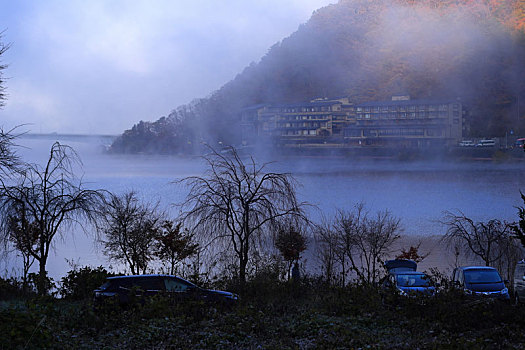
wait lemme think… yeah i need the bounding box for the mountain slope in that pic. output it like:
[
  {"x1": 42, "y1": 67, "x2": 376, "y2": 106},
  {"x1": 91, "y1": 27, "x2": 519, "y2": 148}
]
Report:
[{"x1": 111, "y1": 0, "x2": 525, "y2": 154}]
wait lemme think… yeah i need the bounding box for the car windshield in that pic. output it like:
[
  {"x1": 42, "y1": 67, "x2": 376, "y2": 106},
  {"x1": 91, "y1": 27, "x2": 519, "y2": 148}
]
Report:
[
  {"x1": 464, "y1": 269, "x2": 502, "y2": 284},
  {"x1": 396, "y1": 274, "x2": 431, "y2": 287}
]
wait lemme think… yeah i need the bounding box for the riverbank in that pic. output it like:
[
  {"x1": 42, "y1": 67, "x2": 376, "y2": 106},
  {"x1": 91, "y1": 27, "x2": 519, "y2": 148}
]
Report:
[{"x1": 272, "y1": 143, "x2": 525, "y2": 162}]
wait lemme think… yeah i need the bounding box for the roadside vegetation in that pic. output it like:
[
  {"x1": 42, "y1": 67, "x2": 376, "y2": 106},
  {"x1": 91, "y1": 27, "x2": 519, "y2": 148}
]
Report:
[{"x1": 2, "y1": 271, "x2": 525, "y2": 349}]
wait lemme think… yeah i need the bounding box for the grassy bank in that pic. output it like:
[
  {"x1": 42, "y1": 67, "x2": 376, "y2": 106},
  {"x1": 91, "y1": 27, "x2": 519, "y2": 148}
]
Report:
[{"x1": 2, "y1": 278, "x2": 525, "y2": 349}]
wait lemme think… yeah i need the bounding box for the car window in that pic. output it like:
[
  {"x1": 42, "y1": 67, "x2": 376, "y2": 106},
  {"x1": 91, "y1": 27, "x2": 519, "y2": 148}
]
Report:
[
  {"x1": 396, "y1": 274, "x2": 431, "y2": 287},
  {"x1": 464, "y1": 269, "x2": 502, "y2": 283},
  {"x1": 105, "y1": 278, "x2": 133, "y2": 291},
  {"x1": 136, "y1": 278, "x2": 164, "y2": 290},
  {"x1": 164, "y1": 278, "x2": 192, "y2": 292}
]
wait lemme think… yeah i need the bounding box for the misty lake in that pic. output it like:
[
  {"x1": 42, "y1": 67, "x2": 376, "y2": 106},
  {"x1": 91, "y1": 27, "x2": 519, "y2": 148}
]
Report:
[{"x1": 2, "y1": 135, "x2": 524, "y2": 280}]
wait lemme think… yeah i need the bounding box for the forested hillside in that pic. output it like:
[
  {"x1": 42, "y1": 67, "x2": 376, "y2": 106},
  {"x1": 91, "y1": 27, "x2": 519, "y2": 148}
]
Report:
[{"x1": 110, "y1": 0, "x2": 525, "y2": 154}]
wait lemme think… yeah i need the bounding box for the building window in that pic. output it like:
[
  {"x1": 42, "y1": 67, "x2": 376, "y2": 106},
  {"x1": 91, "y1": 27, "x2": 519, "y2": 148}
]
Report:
[{"x1": 427, "y1": 129, "x2": 442, "y2": 136}]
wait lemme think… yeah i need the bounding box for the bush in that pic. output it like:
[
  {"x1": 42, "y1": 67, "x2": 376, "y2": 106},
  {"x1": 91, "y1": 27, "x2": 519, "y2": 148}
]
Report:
[
  {"x1": 0, "y1": 276, "x2": 23, "y2": 300},
  {"x1": 60, "y1": 266, "x2": 114, "y2": 300}
]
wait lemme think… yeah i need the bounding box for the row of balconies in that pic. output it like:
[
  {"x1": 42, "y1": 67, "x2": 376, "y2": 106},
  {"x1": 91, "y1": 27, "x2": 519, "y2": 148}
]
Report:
[
  {"x1": 273, "y1": 115, "x2": 332, "y2": 121},
  {"x1": 266, "y1": 106, "x2": 342, "y2": 114},
  {"x1": 356, "y1": 119, "x2": 452, "y2": 126},
  {"x1": 277, "y1": 122, "x2": 327, "y2": 129},
  {"x1": 345, "y1": 128, "x2": 446, "y2": 138},
  {"x1": 356, "y1": 112, "x2": 450, "y2": 120},
  {"x1": 356, "y1": 104, "x2": 454, "y2": 113}
]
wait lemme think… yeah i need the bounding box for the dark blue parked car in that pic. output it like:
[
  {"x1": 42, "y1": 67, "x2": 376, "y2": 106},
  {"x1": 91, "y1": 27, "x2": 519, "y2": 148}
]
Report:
[
  {"x1": 382, "y1": 259, "x2": 437, "y2": 297},
  {"x1": 452, "y1": 266, "x2": 509, "y2": 300},
  {"x1": 93, "y1": 274, "x2": 238, "y2": 305}
]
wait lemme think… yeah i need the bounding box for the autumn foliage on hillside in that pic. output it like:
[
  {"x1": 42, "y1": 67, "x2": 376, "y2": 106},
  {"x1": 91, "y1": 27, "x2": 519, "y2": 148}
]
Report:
[{"x1": 111, "y1": 0, "x2": 525, "y2": 154}]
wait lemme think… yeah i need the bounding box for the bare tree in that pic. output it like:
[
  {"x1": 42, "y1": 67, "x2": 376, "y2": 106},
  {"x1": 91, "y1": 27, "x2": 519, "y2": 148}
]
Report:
[
  {"x1": 315, "y1": 213, "x2": 352, "y2": 286},
  {"x1": 0, "y1": 31, "x2": 10, "y2": 109},
  {"x1": 155, "y1": 220, "x2": 198, "y2": 275},
  {"x1": 180, "y1": 145, "x2": 306, "y2": 283},
  {"x1": 6, "y1": 208, "x2": 37, "y2": 292},
  {"x1": 334, "y1": 205, "x2": 402, "y2": 286},
  {"x1": 0, "y1": 127, "x2": 21, "y2": 177},
  {"x1": 442, "y1": 211, "x2": 513, "y2": 266},
  {"x1": 100, "y1": 191, "x2": 163, "y2": 275},
  {"x1": 494, "y1": 234, "x2": 524, "y2": 283},
  {"x1": 0, "y1": 142, "x2": 104, "y2": 294},
  {"x1": 314, "y1": 219, "x2": 339, "y2": 285},
  {"x1": 0, "y1": 33, "x2": 22, "y2": 176},
  {"x1": 512, "y1": 191, "x2": 525, "y2": 248}
]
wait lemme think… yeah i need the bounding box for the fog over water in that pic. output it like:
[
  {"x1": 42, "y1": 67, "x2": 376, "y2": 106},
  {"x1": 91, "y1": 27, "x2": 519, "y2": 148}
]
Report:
[{"x1": 2, "y1": 135, "x2": 524, "y2": 279}]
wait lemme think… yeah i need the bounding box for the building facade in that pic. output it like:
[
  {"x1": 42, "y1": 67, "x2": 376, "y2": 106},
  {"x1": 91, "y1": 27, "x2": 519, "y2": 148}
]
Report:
[
  {"x1": 344, "y1": 96, "x2": 466, "y2": 147},
  {"x1": 241, "y1": 97, "x2": 355, "y2": 145},
  {"x1": 242, "y1": 95, "x2": 467, "y2": 148}
]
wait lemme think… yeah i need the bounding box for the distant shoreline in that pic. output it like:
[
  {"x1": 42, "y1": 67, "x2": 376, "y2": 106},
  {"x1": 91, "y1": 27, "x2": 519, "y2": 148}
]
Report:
[{"x1": 20, "y1": 133, "x2": 118, "y2": 139}]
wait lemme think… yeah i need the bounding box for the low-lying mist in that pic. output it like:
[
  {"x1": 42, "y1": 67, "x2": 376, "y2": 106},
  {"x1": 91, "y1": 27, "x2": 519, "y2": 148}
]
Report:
[{"x1": 3, "y1": 134, "x2": 523, "y2": 280}]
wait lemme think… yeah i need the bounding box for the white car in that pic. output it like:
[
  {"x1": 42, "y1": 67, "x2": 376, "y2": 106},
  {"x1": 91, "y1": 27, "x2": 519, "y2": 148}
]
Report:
[
  {"x1": 476, "y1": 139, "x2": 496, "y2": 147},
  {"x1": 458, "y1": 140, "x2": 475, "y2": 147}
]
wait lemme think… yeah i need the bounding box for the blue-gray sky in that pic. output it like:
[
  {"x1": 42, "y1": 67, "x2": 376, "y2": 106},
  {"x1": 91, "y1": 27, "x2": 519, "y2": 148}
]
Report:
[{"x1": 0, "y1": 0, "x2": 334, "y2": 135}]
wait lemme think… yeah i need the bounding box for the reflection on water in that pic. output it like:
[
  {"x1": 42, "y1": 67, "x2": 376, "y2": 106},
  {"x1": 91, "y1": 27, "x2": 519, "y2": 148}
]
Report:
[{"x1": 2, "y1": 135, "x2": 524, "y2": 279}]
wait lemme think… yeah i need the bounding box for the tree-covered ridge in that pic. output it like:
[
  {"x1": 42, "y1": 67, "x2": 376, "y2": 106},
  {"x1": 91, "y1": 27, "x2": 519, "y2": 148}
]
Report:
[{"x1": 110, "y1": 0, "x2": 525, "y2": 154}]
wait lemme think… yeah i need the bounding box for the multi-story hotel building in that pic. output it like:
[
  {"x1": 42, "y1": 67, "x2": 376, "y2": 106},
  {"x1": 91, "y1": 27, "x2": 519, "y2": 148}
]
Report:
[
  {"x1": 242, "y1": 95, "x2": 467, "y2": 148},
  {"x1": 241, "y1": 97, "x2": 355, "y2": 145},
  {"x1": 344, "y1": 95, "x2": 466, "y2": 147}
]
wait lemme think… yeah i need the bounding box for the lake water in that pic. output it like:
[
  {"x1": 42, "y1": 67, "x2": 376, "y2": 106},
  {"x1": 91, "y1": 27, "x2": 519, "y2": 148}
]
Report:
[{"x1": 2, "y1": 135, "x2": 524, "y2": 280}]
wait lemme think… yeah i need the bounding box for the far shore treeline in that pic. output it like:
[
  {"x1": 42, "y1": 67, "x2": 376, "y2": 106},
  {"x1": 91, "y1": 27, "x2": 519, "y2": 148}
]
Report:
[{"x1": 110, "y1": 0, "x2": 525, "y2": 155}]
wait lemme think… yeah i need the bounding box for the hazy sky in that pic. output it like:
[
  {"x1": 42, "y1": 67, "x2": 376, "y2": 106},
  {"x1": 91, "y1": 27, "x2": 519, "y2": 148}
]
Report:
[{"x1": 0, "y1": 0, "x2": 334, "y2": 135}]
